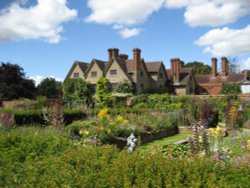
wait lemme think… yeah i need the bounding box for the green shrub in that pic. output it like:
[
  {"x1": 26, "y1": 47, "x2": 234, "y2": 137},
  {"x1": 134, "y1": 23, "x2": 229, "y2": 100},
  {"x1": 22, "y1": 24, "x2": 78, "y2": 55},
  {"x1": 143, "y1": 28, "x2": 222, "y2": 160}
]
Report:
[
  {"x1": 0, "y1": 127, "x2": 70, "y2": 163},
  {"x1": 63, "y1": 109, "x2": 87, "y2": 125},
  {"x1": 1, "y1": 144, "x2": 249, "y2": 187}
]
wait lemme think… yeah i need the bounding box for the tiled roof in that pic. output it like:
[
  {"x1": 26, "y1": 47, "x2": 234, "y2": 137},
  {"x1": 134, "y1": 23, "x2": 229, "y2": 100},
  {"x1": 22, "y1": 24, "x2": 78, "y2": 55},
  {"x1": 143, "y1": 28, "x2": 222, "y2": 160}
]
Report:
[
  {"x1": 76, "y1": 61, "x2": 89, "y2": 73},
  {"x1": 145, "y1": 62, "x2": 162, "y2": 72},
  {"x1": 165, "y1": 67, "x2": 193, "y2": 86},
  {"x1": 114, "y1": 58, "x2": 128, "y2": 73},
  {"x1": 195, "y1": 73, "x2": 246, "y2": 85},
  {"x1": 125, "y1": 59, "x2": 134, "y2": 73},
  {"x1": 94, "y1": 59, "x2": 107, "y2": 71}
]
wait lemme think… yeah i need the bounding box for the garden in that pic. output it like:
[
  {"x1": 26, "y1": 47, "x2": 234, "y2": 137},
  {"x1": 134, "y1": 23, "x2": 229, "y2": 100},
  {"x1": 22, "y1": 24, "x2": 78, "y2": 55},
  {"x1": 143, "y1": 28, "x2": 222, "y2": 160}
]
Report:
[{"x1": 1, "y1": 90, "x2": 250, "y2": 187}]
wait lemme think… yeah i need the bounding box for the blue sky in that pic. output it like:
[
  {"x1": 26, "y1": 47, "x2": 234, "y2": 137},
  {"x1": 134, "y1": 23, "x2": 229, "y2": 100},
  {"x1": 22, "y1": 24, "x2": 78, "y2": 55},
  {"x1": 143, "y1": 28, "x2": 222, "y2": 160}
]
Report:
[{"x1": 0, "y1": 0, "x2": 250, "y2": 84}]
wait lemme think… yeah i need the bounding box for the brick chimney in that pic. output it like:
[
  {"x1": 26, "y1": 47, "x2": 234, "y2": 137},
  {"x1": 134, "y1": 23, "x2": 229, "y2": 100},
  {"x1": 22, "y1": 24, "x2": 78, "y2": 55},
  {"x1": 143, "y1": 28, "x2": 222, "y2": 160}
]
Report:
[
  {"x1": 221, "y1": 57, "x2": 229, "y2": 77},
  {"x1": 171, "y1": 58, "x2": 181, "y2": 84},
  {"x1": 108, "y1": 48, "x2": 112, "y2": 61},
  {"x1": 212, "y1": 57, "x2": 217, "y2": 77},
  {"x1": 133, "y1": 48, "x2": 141, "y2": 71},
  {"x1": 111, "y1": 48, "x2": 119, "y2": 59},
  {"x1": 119, "y1": 54, "x2": 129, "y2": 60}
]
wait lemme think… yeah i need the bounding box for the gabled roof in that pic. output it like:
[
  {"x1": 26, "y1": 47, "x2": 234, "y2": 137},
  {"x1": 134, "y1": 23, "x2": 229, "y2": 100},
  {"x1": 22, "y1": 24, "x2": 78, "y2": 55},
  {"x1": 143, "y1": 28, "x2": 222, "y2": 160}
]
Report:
[
  {"x1": 165, "y1": 67, "x2": 193, "y2": 86},
  {"x1": 105, "y1": 58, "x2": 133, "y2": 82},
  {"x1": 64, "y1": 61, "x2": 89, "y2": 81},
  {"x1": 125, "y1": 59, "x2": 134, "y2": 73},
  {"x1": 146, "y1": 62, "x2": 162, "y2": 73},
  {"x1": 85, "y1": 59, "x2": 107, "y2": 76}
]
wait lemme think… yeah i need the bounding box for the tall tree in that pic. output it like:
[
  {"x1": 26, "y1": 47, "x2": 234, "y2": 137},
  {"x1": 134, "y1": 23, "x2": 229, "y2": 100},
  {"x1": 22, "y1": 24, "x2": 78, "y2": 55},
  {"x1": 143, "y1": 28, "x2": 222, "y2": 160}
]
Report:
[
  {"x1": 0, "y1": 62, "x2": 35, "y2": 103},
  {"x1": 36, "y1": 77, "x2": 62, "y2": 98},
  {"x1": 228, "y1": 57, "x2": 240, "y2": 73},
  {"x1": 184, "y1": 61, "x2": 212, "y2": 75},
  {"x1": 95, "y1": 76, "x2": 111, "y2": 107},
  {"x1": 62, "y1": 78, "x2": 92, "y2": 108}
]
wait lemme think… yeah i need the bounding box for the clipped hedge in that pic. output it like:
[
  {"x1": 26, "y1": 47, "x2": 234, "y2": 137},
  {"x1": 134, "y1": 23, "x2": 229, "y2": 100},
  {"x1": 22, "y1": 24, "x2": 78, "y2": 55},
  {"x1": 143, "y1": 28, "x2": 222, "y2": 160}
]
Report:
[{"x1": 2, "y1": 109, "x2": 87, "y2": 126}]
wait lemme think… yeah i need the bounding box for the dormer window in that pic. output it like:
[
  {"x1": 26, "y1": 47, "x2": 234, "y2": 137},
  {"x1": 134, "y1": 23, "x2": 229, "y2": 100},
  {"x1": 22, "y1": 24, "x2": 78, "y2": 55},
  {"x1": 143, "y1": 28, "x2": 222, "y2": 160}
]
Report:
[
  {"x1": 73, "y1": 72, "x2": 79, "y2": 78},
  {"x1": 91, "y1": 71, "x2": 97, "y2": 78},
  {"x1": 110, "y1": 69, "x2": 117, "y2": 76}
]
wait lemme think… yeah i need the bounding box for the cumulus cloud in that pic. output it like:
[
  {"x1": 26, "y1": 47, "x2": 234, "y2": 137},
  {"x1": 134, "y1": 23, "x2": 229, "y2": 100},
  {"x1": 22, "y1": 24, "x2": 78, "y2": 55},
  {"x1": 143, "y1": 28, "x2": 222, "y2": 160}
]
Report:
[
  {"x1": 0, "y1": 0, "x2": 77, "y2": 43},
  {"x1": 195, "y1": 25, "x2": 250, "y2": 56},
  {"x1": 29, "y1": 75, "x2": 63, "y2": 86},
  {"x1": 165, "y1": 0, "x2": 250, "y2": 27},
  {"x1": 118, "y1": 28, "x2": 141, "y2": 39},
  {"x1": 86, "y1": 0, "x2": 164, "y2": 38}
]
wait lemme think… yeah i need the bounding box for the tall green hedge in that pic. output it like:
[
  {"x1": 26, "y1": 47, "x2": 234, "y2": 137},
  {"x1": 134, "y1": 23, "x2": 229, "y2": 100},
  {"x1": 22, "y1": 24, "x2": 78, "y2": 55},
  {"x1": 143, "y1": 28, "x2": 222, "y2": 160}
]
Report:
[{"x1": 2, "y1": 109, "x2": 87, "y2": 126}]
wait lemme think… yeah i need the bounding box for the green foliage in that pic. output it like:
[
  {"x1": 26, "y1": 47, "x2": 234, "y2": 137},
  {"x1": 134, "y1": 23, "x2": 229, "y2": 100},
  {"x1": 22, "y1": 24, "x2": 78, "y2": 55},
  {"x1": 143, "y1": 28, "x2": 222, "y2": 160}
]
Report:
[
  {"x1": 95, "y1": 76, "x2": 111, "y2": 107},
  {"x1": 36, "y1": 77, "x2": 62, "y2": 98},
  {"x1": 113, "y1": 80, "x2": 135, "y2": 94},
  {"x1": 220, "y1": 83, "x2": 241, "y2": 94},
  {"x1": 1, "y1": 136, "x2": 249, "y2": 187},
  {"x1": 0, "y1": 62, "x2": 35, "y2": 103},
  {"x1": 185, "y1": 61, "x2": 212, "y2": 75},
  {"x1": 63, "y1": 78, "x2": 92, "y2": 108},
  {"x1": 2, "y1": 109, "x2": 86, "y2": 126},
  {"x1": 0, "y1": 127, "x2": 70, "y2": 163}
]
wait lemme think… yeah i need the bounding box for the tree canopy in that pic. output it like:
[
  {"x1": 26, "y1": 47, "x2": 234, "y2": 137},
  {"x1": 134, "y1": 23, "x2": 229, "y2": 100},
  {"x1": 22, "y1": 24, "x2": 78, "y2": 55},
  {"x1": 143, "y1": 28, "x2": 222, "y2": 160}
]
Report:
[
  {"x1": 95, "y1": 76, "x2": 111, "y2": 107},
  {"x1": 0, "y1": 62, "x2": 35, "y2": 103},
  {"x1": 62, "y1": 78, "x2": 92, "y2": 108},
  {"x1": 220, "y1": 83, "x2": 241, "y2": 94},
  {"x1": 36, "y1": 77, "x2": 62, "y2": 98},
  {"x1": 184, "y1": 61, "x2": 212, "y2": 75}
]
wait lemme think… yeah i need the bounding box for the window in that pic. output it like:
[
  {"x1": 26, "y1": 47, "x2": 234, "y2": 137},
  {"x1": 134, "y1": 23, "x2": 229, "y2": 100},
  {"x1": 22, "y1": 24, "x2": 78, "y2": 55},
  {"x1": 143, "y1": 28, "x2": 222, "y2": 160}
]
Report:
[
  {"x1": 73, "y1": 72, "x2": 79, "y2": 78},
  {"x1": 110, "y1": 69, "x2": 117, "y2": 76},
  {"x1": 91, "y1": 71, "x2": 97, "y2": 77}
]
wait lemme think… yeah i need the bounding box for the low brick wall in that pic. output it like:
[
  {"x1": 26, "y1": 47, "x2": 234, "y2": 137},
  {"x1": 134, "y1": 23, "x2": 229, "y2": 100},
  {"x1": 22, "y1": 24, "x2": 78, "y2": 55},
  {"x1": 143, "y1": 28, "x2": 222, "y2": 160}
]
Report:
[{"x1": 109, "y1": 125, "x2": 179, "y2": 149}]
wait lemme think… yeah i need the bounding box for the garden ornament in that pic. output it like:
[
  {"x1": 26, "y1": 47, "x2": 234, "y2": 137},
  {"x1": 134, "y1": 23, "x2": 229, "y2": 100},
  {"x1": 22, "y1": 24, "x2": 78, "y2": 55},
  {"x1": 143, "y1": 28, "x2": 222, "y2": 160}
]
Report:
[{"x1": 127, "y1": 133, "x2": 137, "y2": 153}]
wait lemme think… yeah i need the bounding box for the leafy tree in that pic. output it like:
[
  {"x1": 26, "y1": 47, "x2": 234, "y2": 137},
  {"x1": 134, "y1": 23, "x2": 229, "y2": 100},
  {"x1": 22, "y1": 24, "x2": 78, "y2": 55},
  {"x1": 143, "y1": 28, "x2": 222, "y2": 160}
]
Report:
[
  {"x1": 220, "y1": 83, "x2": 241, "y2": 94},
  {"x1": 36, "y1": 77, "x2": 62, "y2": 98},
  {"x1": 184, "y1": 61, "x2": 212, "y2": 75},
  {"x1": 228, "y1": 57, "x2": 240, "y2": 73},
  {"x1": 62, "y1": 78, "x2": 92, "y2": 108},
  {"x1": 95, "y1": 76, "x2": 111, "y2": 107},
  {"x1": 113, "y1": 80, "x2": 135, "y2": 94},
  {"x1": 0, "y1": 62, "x2": 35, "y2": 103}
]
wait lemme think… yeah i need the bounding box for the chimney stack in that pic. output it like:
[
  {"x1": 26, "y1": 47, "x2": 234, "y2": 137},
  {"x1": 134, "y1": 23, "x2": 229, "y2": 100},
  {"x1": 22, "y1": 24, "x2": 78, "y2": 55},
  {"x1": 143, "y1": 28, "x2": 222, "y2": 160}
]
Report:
[
  {"x1": 171, "y1": 58, "x2": 181, "y2": 84},
  {"x1": 212, "y1": 57, "x2": 217, "y2": 77},
  {"x1": 133, "y1": 48, "x2": 141, "y2": 71},
  {"x1": 108, "y1": 48, "x2": 112, "y2": 62},
  {"x1": 119, "y1": 54, "x2": 129, "y2": 60},
  {"x1": 108, "y1": 48, "x2": 119, "y2": 61},
  {"x1": 221, "y1": 57, "x2": 229, "y2": 77}
]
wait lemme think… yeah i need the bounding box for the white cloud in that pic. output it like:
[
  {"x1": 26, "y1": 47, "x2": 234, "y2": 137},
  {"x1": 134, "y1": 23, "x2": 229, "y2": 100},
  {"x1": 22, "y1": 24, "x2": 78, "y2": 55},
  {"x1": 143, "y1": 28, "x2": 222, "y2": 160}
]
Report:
[
  {"x1": 165, "y1": 0, "x2": 250, "y2": 27},
  {"x1": 242, "y1": 58, "x2": 250, "y2": 70},
  {"x1": 195, "y1": 25, "x2": 250, "y2": 56},
  {"x1": 0, "y1": 0, "x2": 77, "y2": 43},
  {"x1": 86, "y1": 0, "x2": 164, "y2": 25},
  {"x1": 86, "y1": 0, "x2": 164, "y2": 38},
  {"x1": 29, "y1": 75, "x2": 63, "y2": 86},
  {"x1": 118, "y1": 28, "x2": 141, "y2": 39}
]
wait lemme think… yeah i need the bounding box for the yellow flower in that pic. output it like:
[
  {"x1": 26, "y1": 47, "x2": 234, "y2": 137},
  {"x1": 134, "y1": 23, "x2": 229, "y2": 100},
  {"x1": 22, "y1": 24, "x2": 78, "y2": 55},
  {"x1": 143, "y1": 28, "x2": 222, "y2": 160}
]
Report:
[
  {"x1": 79, "y1": 130, "x2": 83, "y2": 135},
  {"x1": 116, "y1": 115, "x2": 123, "y2": 122},
  {"x1": 198, "y1": 135, "x2": 203, "y2": 143},
  {"x1": 123, "y1": 120, "x2": 129, "y2": 125},
  {"x1": 98, "y1": 108, "x2": 109, "y2": 119},
  {"x1": 84, "y1": 130, "x2": 89, "y2": 135}
]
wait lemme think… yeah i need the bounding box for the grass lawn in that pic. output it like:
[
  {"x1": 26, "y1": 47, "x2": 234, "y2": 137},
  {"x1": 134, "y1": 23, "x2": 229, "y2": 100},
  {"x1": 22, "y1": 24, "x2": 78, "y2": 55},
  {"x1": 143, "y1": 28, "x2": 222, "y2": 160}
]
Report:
[{"x1": 139, "y1": 133, "x2": 190, "y2": 153}]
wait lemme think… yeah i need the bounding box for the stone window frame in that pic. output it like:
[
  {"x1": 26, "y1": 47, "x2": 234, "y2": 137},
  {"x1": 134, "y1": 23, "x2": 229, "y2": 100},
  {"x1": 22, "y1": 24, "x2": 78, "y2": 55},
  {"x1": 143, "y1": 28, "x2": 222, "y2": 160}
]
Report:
[
  {"x1": 110, "y1": 69, "x2": 117, "y2": 76},
  {"x1": 73, "y1": 72, "x2": 79, "y2": 78},
  {"x1": 91, "y1": 71, "x2": 97, "y2": 78}
]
